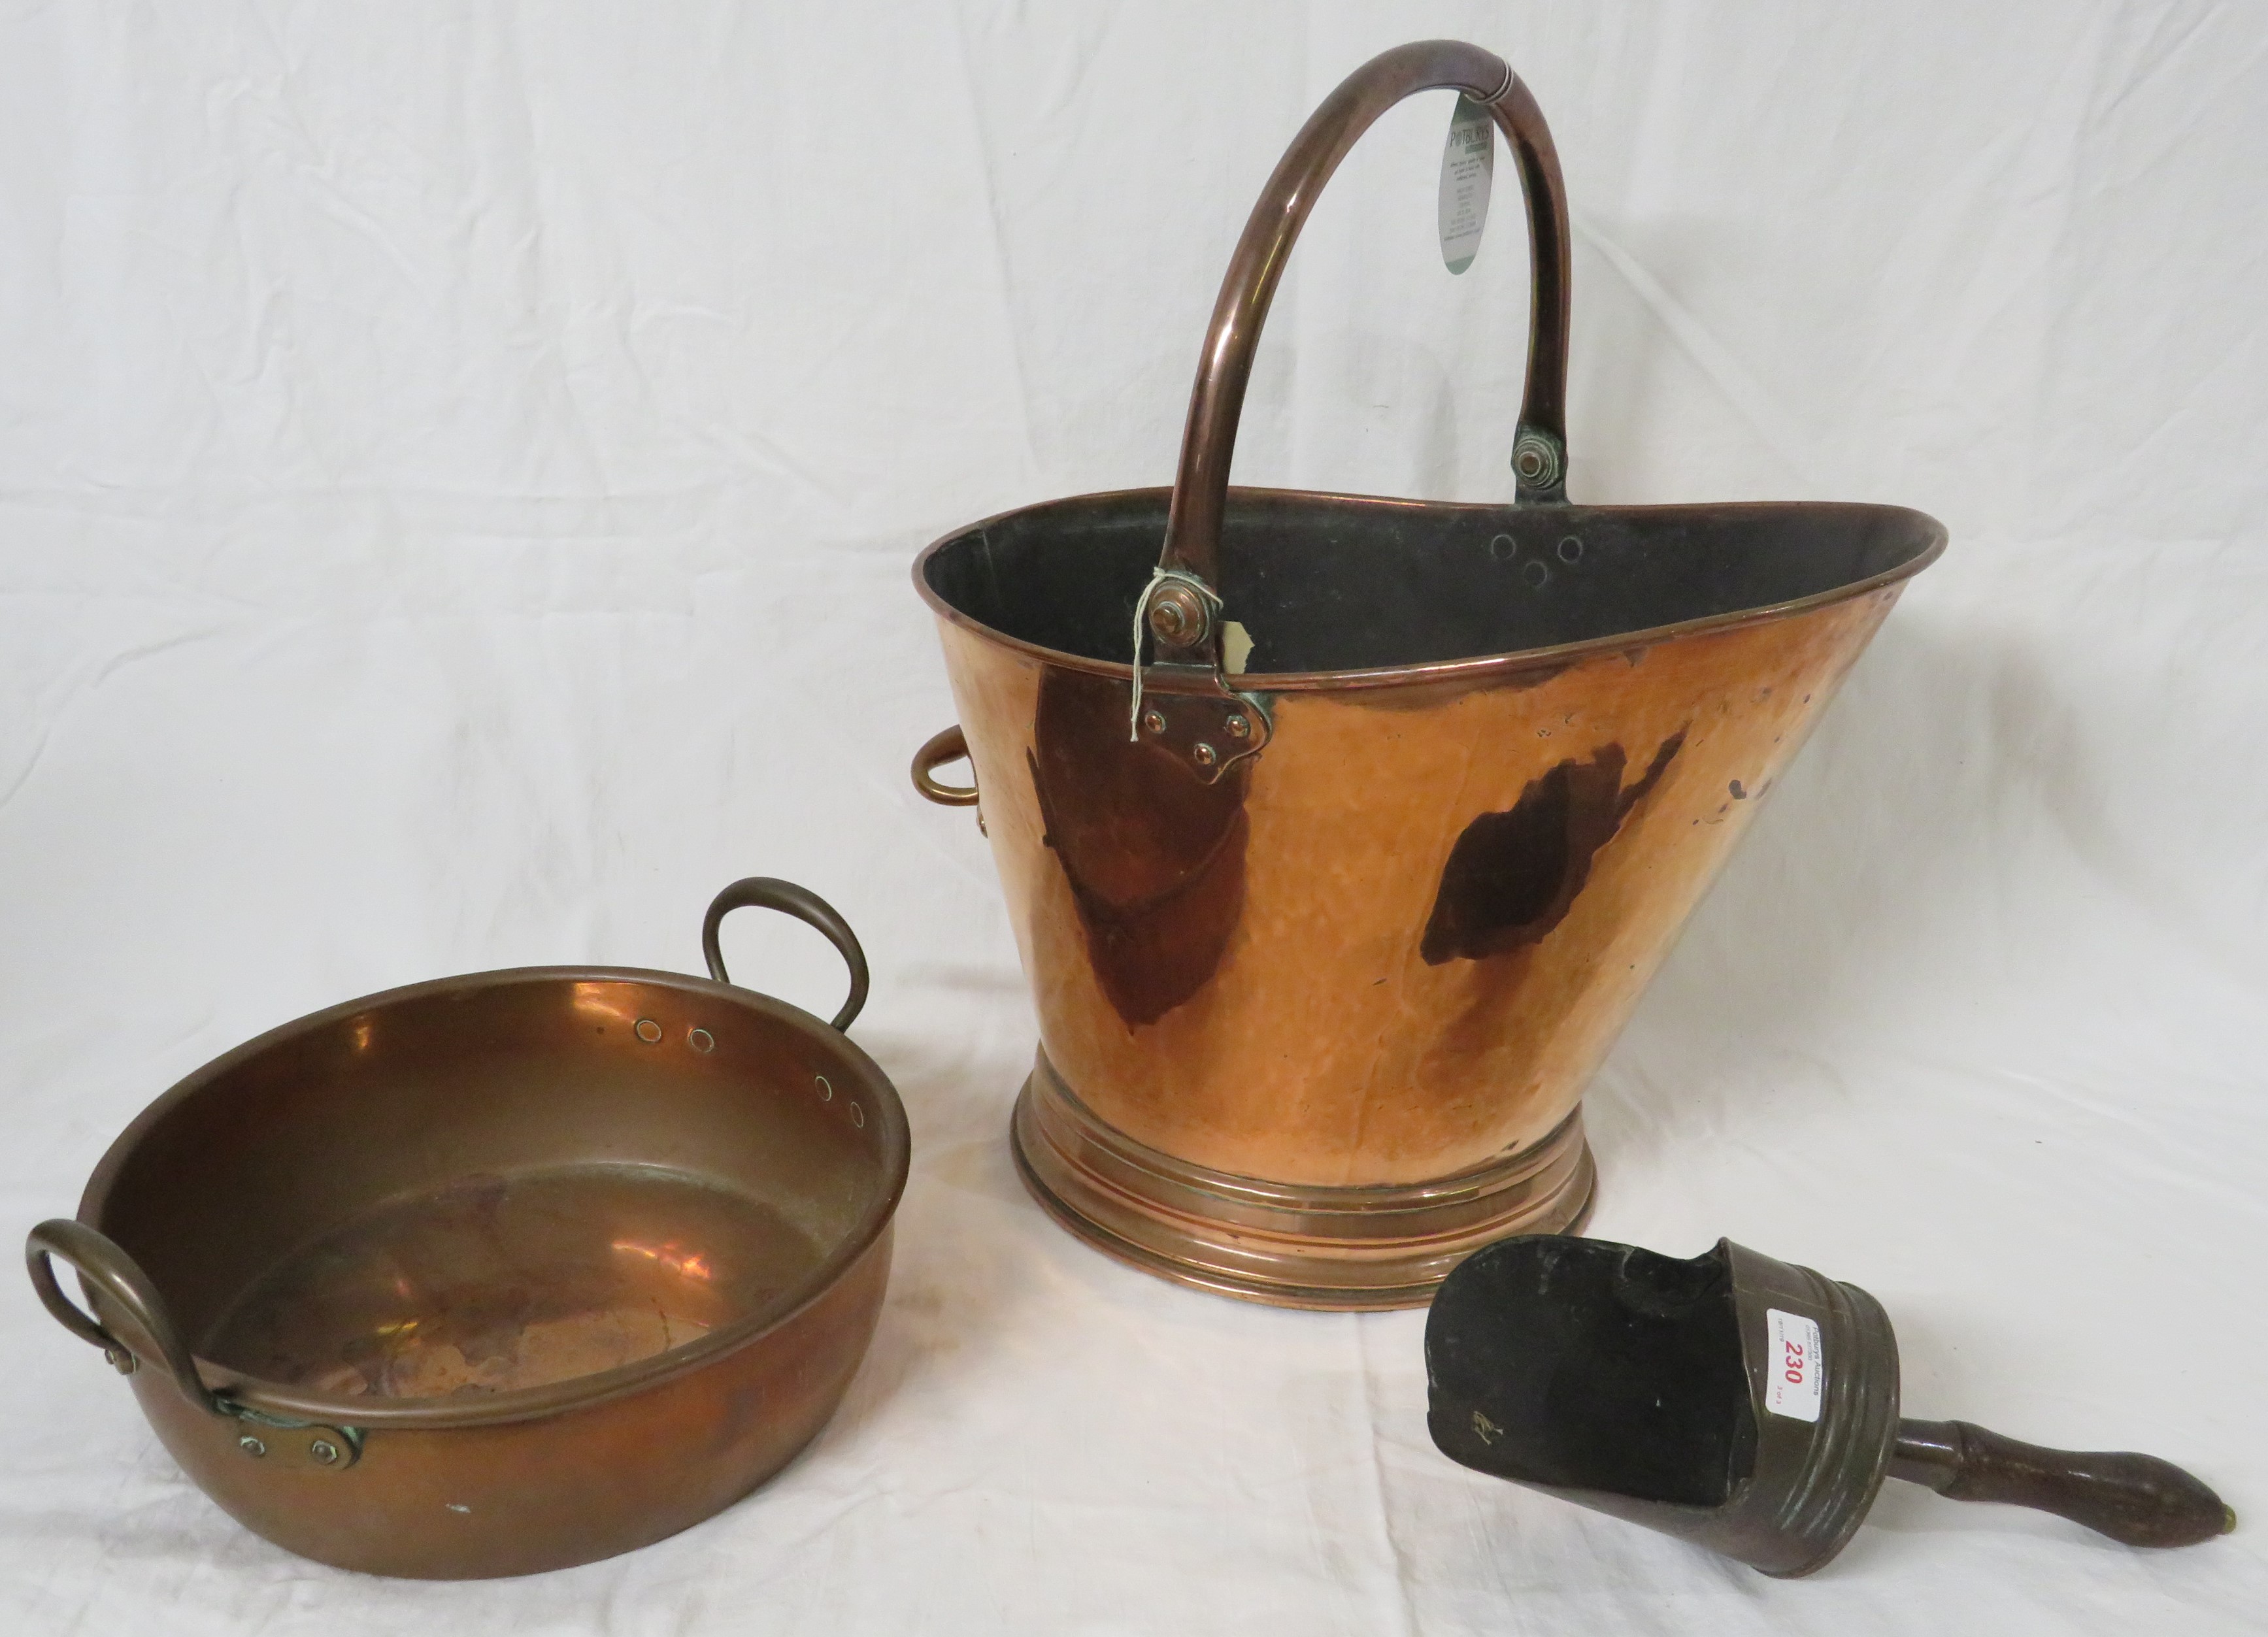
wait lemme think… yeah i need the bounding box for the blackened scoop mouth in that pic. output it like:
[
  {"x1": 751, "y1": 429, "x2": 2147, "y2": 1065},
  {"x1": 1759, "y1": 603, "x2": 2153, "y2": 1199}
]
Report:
[{"x1": 1426, "y1": 1236, "x2": 1756, "y2": 1508}]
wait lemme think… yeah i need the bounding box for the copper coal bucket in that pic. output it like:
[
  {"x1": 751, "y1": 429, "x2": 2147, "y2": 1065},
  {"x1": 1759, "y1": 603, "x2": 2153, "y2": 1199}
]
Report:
[{"x1": 911, "y1": 41, "x2": 1944, "y2": 1310}]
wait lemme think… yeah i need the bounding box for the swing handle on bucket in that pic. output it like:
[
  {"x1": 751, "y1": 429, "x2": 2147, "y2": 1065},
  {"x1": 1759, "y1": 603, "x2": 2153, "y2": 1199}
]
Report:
[{"x1": 1146, "y1": 39, "x2": 1572, "y2": 670}]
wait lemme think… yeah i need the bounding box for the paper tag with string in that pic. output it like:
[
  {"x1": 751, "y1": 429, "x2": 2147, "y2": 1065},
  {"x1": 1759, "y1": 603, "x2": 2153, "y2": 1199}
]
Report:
[{"x1": 1438, "y1": 93, "x2": 1494, "y2": 274}]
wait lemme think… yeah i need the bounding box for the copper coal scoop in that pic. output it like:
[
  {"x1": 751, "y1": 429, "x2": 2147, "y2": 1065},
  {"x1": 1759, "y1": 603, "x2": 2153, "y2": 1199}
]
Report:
[
  {"x1": 1427, "y1": 1235, "x2": 2234, "y2": 1575},
  {"x1": 26, "y1": 878, "x2": 908, "y2": 1579},
  {"x1": 912, "y1": 41, "x2": 1945, "y2": 1308}
]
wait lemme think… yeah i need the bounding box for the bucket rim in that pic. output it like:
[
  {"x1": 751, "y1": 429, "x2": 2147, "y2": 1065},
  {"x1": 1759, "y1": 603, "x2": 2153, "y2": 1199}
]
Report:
[{"x1": 912, "y1": 484, "x2": 1946, "y2": 693}]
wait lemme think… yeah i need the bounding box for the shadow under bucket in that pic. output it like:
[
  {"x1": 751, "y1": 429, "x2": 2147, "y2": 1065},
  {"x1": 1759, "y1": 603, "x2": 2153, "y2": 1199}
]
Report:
[{"x1": 912, "y1": 41, "x2": 1944, "y2": 1308}]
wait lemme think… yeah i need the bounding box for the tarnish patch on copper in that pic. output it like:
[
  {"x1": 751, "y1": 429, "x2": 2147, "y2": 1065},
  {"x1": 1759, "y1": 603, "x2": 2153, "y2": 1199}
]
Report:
[
  {"x1": 1029, "y1": 669, "x2": 1249, "y2": 1025},
  {"x1": 1421, "y1": 729, "x2": 1687, "y2": 964}
]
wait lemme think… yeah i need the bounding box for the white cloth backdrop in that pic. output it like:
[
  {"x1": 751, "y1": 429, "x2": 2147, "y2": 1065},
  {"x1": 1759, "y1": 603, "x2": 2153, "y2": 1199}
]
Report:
[{"x1": 2, "y1": 3, "x2": 2261, "y2": 1631}]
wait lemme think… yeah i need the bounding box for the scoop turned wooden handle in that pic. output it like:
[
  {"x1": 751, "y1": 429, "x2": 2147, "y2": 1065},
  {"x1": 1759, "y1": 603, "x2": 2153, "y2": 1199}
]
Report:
[{"x1": 1888, "y1": 1418, "x2": 2235, "y2": 1548}]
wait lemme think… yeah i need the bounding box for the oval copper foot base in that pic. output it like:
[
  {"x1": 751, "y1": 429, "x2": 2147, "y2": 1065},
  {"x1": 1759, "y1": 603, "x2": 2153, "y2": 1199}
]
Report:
[{"x1": 1009, "y1": 1053, "x2": 1596, "y2": 1310}]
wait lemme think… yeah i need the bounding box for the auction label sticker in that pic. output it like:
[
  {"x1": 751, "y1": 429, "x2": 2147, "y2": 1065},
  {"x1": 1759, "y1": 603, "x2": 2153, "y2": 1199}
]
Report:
[
  {"x1": 1763, "y1": 1309, "x2": 1824, "y2": 1422},
  {"x1": 1438, "y1": 93, "x2": 1494, "y2": 274}
]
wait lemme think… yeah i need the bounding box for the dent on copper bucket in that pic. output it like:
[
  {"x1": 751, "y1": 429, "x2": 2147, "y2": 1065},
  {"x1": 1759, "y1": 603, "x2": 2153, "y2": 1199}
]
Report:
[{"x1": 910, "y1": 41, "x2": 1946, "y2": 1308}]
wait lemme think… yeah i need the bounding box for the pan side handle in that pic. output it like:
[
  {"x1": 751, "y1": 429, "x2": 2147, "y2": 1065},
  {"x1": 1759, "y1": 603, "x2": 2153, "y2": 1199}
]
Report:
[
  {"x1": 27, "y1": 1218, "x2": 213, "y2": 1403},
  {"x1": 702, "y1": 877, "x2": 872, "y2": 1032},
  {"x1": 27, "y1": 1220, "x2": 367, "y2": 1469},
  {"x1": 1152, "y1": 37, "x2": 1572, "y2": 665}
]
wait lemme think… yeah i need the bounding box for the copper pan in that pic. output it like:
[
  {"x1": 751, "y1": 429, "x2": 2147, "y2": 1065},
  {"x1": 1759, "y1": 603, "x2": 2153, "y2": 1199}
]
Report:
[
  {"x1": 27, "y1": 878, "x2": 909, "y2": 1579},
  {"x1": 911, "y1": 41, "x2": 1944, "y2": 1308}
]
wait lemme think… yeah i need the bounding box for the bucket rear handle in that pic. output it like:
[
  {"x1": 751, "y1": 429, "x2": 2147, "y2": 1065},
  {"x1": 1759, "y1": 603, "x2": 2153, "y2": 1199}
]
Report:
[
  {"x1": 910, "y1": 725, "x2": 980, "y2": 808},
  {"x1": 702, "y1": 876, "x2": 871, "y2": 1032},
  {"x1": 1148, "y1": 39, "x2": 1572, "y2": 669}
]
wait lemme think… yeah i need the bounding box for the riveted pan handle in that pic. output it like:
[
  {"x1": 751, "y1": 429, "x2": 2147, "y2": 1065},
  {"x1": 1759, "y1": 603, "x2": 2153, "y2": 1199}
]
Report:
[
  {"x1": 703, "y1": 877, "x2": 871, "y2": 1032},
  {"x1": 910, "y1": 725, "x2": 980, "y2": 807},
  {"x1": 29, "y1": 1220, "x2": 366, "y2": 1468},
  {"x1": 27, "y1": 1219, "x2": 217, "y2": 1409},
  {"x1": 1149, "y1": 39, "x2": 1571, "y2": 669}
]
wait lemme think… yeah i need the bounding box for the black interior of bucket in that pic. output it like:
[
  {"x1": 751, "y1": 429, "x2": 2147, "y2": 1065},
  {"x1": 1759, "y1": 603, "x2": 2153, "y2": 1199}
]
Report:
[
  {"x1": 924, "y1": 489, "x2": 1937, "y2": 673},
  {"x1": 1424, "y1": 1236, "x2": 1756, "y2": 1508}
]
